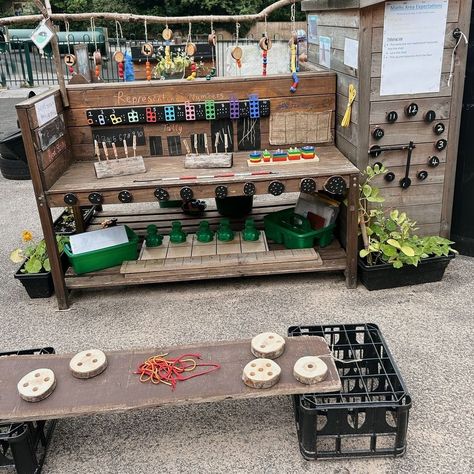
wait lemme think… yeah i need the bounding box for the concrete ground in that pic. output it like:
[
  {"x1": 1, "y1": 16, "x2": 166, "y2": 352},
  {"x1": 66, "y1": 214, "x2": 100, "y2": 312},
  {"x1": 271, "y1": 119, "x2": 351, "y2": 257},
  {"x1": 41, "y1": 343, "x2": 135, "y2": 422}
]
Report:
[{"x1": 0, "y1": 90, "x2": 473, "y2": 474}]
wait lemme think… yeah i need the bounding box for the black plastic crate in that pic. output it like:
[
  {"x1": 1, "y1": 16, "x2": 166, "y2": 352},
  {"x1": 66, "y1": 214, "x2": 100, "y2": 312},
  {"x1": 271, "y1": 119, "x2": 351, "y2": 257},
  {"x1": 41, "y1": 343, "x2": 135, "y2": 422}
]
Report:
[
  {"x1": 288, "y1": 324, "x2": 411, "y2": 460},
  {"x1": 0, "y1": 348, "x2": 56, "y2": 474}
]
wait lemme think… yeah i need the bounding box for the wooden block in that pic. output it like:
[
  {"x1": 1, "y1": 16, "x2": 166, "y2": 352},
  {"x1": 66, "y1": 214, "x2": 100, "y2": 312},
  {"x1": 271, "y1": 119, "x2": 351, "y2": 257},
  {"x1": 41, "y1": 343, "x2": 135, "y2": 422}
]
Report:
[
  {"x1": 240, "y1": 231, "x2": 268, "y2": 253},
  {"x1": 141, "y1": 246, "x2": 168, "y2": 260},
  {"x1": 69, "y1": 349, "x2": 108, "y2": 379},
  {"x1": 293, "y1": 356, "x2": 328, "y2": 385},
  {"x1": 184, "y1": 153, "x2": 233, "y2": 168},
  {"x1": 17, "y1": 369, "x2": 56, "y2": 403},
  {"x1": 167, "y1": 239, "x2": 192, "y2": 258},
  {"x1": 216, "y1": 242, "x2": 241, "y2": 255},
  {"x1": 191, "y1": 236, "x2": 217, "y2": 257},
  {"x1": 94, "y1": 156, "x2": 146, "y2": 179},
  {"x1": 242, "y1": 359, "x2": 281, "y2": 389},
  {"x1": 251, "y1": 332, "x2": 286, "y2": 359}
]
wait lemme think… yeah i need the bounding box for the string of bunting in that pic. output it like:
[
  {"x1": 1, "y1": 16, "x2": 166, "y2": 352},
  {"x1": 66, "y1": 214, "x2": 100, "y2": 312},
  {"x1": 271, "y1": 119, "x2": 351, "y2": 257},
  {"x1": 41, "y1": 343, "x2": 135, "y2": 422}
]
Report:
[{"x1": 134, "y1": 353, "x2": 221, "y2": 390}]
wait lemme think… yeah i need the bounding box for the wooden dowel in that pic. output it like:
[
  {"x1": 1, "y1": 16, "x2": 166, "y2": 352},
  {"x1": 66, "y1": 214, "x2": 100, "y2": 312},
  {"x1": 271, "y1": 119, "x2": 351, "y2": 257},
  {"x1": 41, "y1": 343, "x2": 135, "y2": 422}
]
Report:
[{"x1": 123, "y1": 139, "x2": 128, "y2": 158}]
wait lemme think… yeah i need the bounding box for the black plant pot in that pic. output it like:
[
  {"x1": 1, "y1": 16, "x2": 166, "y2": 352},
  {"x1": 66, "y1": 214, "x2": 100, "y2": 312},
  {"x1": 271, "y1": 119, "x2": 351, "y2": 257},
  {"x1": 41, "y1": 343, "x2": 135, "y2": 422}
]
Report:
[
  {"x1": 14, "y1": 254, "x2": 69, "y2": 299},
  {"x1": 14, "y1": 268, "x2": 54, "y2": 298},
  {"x1": 358, "y1": 253, "x2": 455, "y2": 290}
]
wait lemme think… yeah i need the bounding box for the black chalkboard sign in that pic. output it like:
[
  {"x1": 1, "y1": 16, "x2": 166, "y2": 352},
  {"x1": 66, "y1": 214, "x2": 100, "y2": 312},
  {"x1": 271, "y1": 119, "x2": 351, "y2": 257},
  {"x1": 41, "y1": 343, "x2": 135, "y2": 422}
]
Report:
[
  {"x1": 149, "y1": 136, "x2": 163, "y2": 156},
  {"x1": 91, "y1": 127, "x2": 146, "y2": 146},
  {"x1": 36, "y1": 114, "x2": 65, "y2": 151},
  {"x1": 167, "y1": 136, "x2": 182, "y2": 156},
  {"x1": 237, "y1": 118, "x2": 261, "y2": 151}
]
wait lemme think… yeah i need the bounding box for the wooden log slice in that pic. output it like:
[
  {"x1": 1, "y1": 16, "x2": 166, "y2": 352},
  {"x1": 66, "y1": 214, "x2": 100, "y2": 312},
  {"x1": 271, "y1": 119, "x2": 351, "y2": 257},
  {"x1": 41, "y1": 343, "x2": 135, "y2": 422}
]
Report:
[
  {"x1": 17, "y1": 368, "x2": 56, "y2": 402},
  {"x1": 69, "y1": 349, "x2": 108, "y2": 379},
  {"x1": 242, "y1": 358, "x2": 281, "y2": 389},
  {"x1": 251, "y1": 332, "x2": 285, "y2": 359},
  {"x1": 293, "y1": 356, "x2": 328, "y2": 385},
  {"x1": 231, "y1": 46, "x2": 243, "y2": 60},
  {"x1": 185, "y1": 43, "x2": 197, "y2": 56}
]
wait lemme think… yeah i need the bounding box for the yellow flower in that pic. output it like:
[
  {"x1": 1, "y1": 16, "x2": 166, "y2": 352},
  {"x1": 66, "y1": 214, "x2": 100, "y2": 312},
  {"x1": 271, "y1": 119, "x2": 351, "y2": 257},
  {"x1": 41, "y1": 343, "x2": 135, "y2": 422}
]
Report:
[{"x1": 21, "y1": 230, "x2": 33, "y2": 242}]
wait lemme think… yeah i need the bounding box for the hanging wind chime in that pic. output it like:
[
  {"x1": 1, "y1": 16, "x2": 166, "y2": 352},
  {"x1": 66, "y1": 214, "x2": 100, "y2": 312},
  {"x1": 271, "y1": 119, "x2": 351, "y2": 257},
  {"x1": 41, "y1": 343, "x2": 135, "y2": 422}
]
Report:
[
  {"x1": 113, "y1": 21, "x2": 124, "y2": 80},
  {"x1": 259, "y1": 15, "x2": 272, "y2": 77},
  {"x1": 63, "y1": 20, "x2": 76, "y2": 76},
  {"x1": 207, "y1": 17, "x2": 217, "y2": 80},
  {"x1": 231, "y1": 22, "x2": 243, "y2": 73},
  {"x1": 289, "y1": 2, "x2": 299, "y2": 93},
  {"x1": 142, "y1": 19, "x2": 154, "y2": 81},
  {"x1": 185, "y1": 22, "x2": 197, "y2": 81}
]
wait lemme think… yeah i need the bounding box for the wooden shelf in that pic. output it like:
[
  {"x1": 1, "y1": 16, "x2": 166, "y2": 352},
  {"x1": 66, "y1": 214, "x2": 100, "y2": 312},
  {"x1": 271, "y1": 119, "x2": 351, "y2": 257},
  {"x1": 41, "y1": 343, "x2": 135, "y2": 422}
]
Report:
[
  {"x1": 46, "y1": 146, "x2": 359, "y2": 207},
  {"x1": 64, "y1": 199, "x2": 346, "y2": 290}
]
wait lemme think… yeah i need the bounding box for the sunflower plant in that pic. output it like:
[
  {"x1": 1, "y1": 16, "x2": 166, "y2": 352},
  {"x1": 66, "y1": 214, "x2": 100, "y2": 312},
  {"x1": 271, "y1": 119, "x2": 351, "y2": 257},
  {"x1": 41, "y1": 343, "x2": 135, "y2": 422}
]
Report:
[{"x1": 10, "y1": 232, "x2": 69, "y2": 274}]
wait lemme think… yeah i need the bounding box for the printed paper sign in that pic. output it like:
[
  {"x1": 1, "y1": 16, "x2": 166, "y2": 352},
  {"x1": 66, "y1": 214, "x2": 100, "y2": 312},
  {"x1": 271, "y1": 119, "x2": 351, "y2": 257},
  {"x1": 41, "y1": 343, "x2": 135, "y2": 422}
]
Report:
[
  {"x1": 344, "y1": 38, "x2": 359, "y2": 69},
  {"x1": 319, "y1": 36, "x2": 331, "y2": 69},
  {"x1": 35, "y1": 95, "x2": 57, "y2": 127},
  {"x1": 380, "y1": 0, "x2": 448, "y2": 96},
  {"x1": 308, "y1": 15, "x2": 318, "y2": 44}
]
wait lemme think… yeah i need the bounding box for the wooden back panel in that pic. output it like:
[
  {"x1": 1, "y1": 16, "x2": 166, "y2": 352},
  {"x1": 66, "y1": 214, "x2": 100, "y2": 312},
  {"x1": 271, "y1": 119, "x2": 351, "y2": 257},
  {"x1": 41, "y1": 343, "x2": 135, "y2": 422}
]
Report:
[{"x1": 64, "y1": 73, "x2": 337, "y2": 161}]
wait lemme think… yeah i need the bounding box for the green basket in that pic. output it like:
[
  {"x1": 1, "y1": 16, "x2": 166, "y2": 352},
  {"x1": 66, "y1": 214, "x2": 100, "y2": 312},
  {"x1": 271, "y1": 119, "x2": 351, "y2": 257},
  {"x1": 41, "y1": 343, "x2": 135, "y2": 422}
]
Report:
[
  {"x1": 64, "y1": 226, "x2": 138, "y2": 275},
  {"x1": 264, "y1": 208, "x2": 335, "y2": 249}
]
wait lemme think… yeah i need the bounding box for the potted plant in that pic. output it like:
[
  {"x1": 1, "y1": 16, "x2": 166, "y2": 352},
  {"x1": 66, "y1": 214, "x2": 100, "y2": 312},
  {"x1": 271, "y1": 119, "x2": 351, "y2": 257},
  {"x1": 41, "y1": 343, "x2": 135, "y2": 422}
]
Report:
[
  {"x1": 358, "y1": 165, "x2": 456, "y2": 290},
  {"x1": 10, "y1": 231, "x2": 69, "y2": 298},
  {"x1": 153, "y1": 48, "x2": 192, "y2": 79}
]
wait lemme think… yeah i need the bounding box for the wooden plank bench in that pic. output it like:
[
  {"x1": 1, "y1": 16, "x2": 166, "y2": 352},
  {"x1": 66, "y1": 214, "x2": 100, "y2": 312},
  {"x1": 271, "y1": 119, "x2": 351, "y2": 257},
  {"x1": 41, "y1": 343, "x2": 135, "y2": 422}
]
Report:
[{"x1": 0, "y1": 337, "x2": 340, "y2": 423}]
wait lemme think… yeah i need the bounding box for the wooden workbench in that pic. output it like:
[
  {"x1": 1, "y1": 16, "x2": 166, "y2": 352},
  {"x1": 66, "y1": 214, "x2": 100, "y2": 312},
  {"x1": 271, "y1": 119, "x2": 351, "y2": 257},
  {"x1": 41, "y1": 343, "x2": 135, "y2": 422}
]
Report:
[
  {"x1": 16, "y1": 73, "x2": 359, "y2": 309},
  {"x1": 0, "y1": 336, "x2": 341, "y2": 424}
]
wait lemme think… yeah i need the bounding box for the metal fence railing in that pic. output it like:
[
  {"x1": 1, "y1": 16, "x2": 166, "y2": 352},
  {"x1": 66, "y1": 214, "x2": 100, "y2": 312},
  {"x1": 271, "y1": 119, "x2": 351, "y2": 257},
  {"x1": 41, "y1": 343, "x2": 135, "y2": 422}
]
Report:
[{"x1": 0, "y1": 35, "x2": 291, "y2": 88}]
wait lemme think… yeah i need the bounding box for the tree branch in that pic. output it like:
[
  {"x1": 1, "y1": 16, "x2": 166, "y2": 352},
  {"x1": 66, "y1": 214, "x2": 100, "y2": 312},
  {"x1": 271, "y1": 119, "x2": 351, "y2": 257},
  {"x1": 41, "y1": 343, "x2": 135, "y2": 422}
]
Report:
[{"x1": 0, "y1": 0, "x2": 301, "y2": 26}]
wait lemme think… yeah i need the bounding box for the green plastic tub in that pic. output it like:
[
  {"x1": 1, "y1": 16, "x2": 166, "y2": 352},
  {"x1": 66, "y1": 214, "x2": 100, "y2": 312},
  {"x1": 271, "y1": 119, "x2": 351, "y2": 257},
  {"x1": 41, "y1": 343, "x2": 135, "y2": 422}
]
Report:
[
  {"x1": 64, "y1": 226, "x2": 138, "y2": 274},
  {"x1": 264, "y1": 208, "x2": 335, "y2": 249}
]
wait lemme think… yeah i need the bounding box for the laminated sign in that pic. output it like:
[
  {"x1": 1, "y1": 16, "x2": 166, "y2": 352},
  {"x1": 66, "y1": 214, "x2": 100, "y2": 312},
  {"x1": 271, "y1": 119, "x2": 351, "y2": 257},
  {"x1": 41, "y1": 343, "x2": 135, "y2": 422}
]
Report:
[{"x1": 30, "y1": 20, "x2": 54, "y2": 51}]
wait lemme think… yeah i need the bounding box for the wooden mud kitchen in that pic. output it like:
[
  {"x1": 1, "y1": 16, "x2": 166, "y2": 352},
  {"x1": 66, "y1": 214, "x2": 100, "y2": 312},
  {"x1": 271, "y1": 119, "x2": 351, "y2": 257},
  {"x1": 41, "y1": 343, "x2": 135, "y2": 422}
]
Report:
[{"x1": 9, "y1": 0, "x2": 470, "y2": 311}]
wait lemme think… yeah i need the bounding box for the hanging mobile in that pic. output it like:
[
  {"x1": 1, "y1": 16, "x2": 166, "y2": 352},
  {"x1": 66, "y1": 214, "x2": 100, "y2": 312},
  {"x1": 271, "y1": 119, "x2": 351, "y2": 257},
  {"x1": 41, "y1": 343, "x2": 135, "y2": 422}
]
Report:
[
  {"x1": 231, "y1": 22, "x2": 243, "y2": 72},
  {"x1": 289, "y1": 2, "x2": 299, "y2": 92},
  {"x1": 113, "y1": 21, "x2": 124, "y2": 80},
  {"x1": 185, "y1": 22, "x2": 197, "y2": 81},
  {"x1": 207, "y1": 16, "x2": 217, "y2": 80},
  {"x1": 142, "y1": 20, "x2": 153, "y2": 81},
  {"x1": 259, "y1": 15, "x2": 272, "y2": 77},
  {"x1": 63, "y1": 20, "x2": 76, "y2": 76}
]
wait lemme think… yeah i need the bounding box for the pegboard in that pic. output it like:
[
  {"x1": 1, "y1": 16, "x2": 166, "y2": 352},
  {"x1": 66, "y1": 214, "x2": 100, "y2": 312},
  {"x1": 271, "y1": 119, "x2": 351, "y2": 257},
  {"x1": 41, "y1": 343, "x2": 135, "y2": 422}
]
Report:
[{"x1": 270, "y1": 112, "x2": 332, "y2": 145}]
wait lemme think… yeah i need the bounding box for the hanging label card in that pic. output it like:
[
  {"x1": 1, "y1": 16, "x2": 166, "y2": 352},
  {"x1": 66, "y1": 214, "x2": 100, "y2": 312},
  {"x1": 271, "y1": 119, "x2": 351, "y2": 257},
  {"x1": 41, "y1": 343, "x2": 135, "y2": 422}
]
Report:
[
  {"x1": 35, "y1": 95, "x2": 57, "y2": 127},
  {"x1": 344, "y1": 38, "x2": 359, "y2": 69},
  {"x1": 30, "y1": 20, "x2": 54, "y2": 51},
  {"x1": 380, "y1": 0, "x2": 448, "y2": 96},
  {"x1": 318, "y1": 36, "x2": 331, "y2": 69}
]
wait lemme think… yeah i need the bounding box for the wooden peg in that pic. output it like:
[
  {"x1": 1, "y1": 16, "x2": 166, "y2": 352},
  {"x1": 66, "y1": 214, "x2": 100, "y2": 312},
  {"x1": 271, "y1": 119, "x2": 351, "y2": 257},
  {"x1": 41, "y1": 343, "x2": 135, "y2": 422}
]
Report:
[
  {"x1": 224, "y1": 133, "x2": 229, "y2": 153},
  {"x1": 102, "y1": 142, "x2": 109, "y2": 160},
  {"x1": 94, "y1": 139, "x2": 100, "y2": 161},
  {"x1": 111, "y1": 142, "x2": 118, "y2": 159},
  {"x1": 123, "y1": 139, "x2": 128, "y2": 158},
  {"x1": 132, "y1": 134, "x2": 137, "y2": 158},
  {"x1": 204, "y1": 133, "x2": 209, "y2": 154}
]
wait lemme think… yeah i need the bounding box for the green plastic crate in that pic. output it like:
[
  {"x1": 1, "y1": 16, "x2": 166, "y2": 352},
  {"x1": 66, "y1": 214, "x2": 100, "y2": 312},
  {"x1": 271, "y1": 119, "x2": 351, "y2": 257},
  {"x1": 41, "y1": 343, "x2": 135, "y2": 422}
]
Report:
[
  {"x1": 64, "y1": 226, "x2": 138, "y2": 275},
  {"x1": 264, "y1": 208, "x2": 335, "y2": 249}
]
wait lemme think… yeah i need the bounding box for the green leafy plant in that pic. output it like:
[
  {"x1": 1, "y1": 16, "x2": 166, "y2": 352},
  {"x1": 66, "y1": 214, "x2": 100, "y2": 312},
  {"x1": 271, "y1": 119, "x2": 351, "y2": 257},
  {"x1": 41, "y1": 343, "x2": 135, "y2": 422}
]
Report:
[
  {"x1": 10, "y1": 232, "x2": 69, "y2": 274},
  {"x1": 153, "y1": 49, "x2": 192, "y2": 78},
  {"x1": 359, "y1": 165, "x2": 456, "y2": 268}
]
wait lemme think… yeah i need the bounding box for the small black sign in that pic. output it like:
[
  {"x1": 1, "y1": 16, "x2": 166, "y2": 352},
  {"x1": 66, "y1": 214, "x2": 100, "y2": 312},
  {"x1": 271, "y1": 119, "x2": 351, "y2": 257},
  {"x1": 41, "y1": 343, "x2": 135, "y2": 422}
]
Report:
[{"x1": 91, "y1": 126, "x2": 145, "y2": 146}]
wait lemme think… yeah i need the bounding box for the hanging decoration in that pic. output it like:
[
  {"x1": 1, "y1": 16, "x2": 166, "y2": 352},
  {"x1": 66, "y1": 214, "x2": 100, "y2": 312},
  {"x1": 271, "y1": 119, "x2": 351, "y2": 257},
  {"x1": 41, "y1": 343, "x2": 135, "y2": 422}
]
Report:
[
  {"x1": 231, "y1": 22, "x2": 243, "y2": 73},
  {"x1": 124, "y1": 51, "x2": 135, "y2": 81},
  {"x1": 90, "y1": 18, "x2": 102, "y2": 79},
  {"x1": 185, "y1": 22, "x2": 197, "y2": 81},
  {"x1": 113, "y1": 21, "x2": 124, "y2": 80},
  {"x1": 142, "y1": 19, "x2": 154, "y2": 81},
  {"x1": 30, "y1": 19, "x2": 54, "y2": 53},
  {"x1": 63, "y1": 20, "x2": 76, "y2": 76},
  {"x1": 289, "y1": 2, "x2": 299, "y2": 93},
  {"x1": 259, "y1": 15, "x2": 272, "y2": 77},
  {"x1": 207, "y1": 16, "x2": 217, "y2": 80}
]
